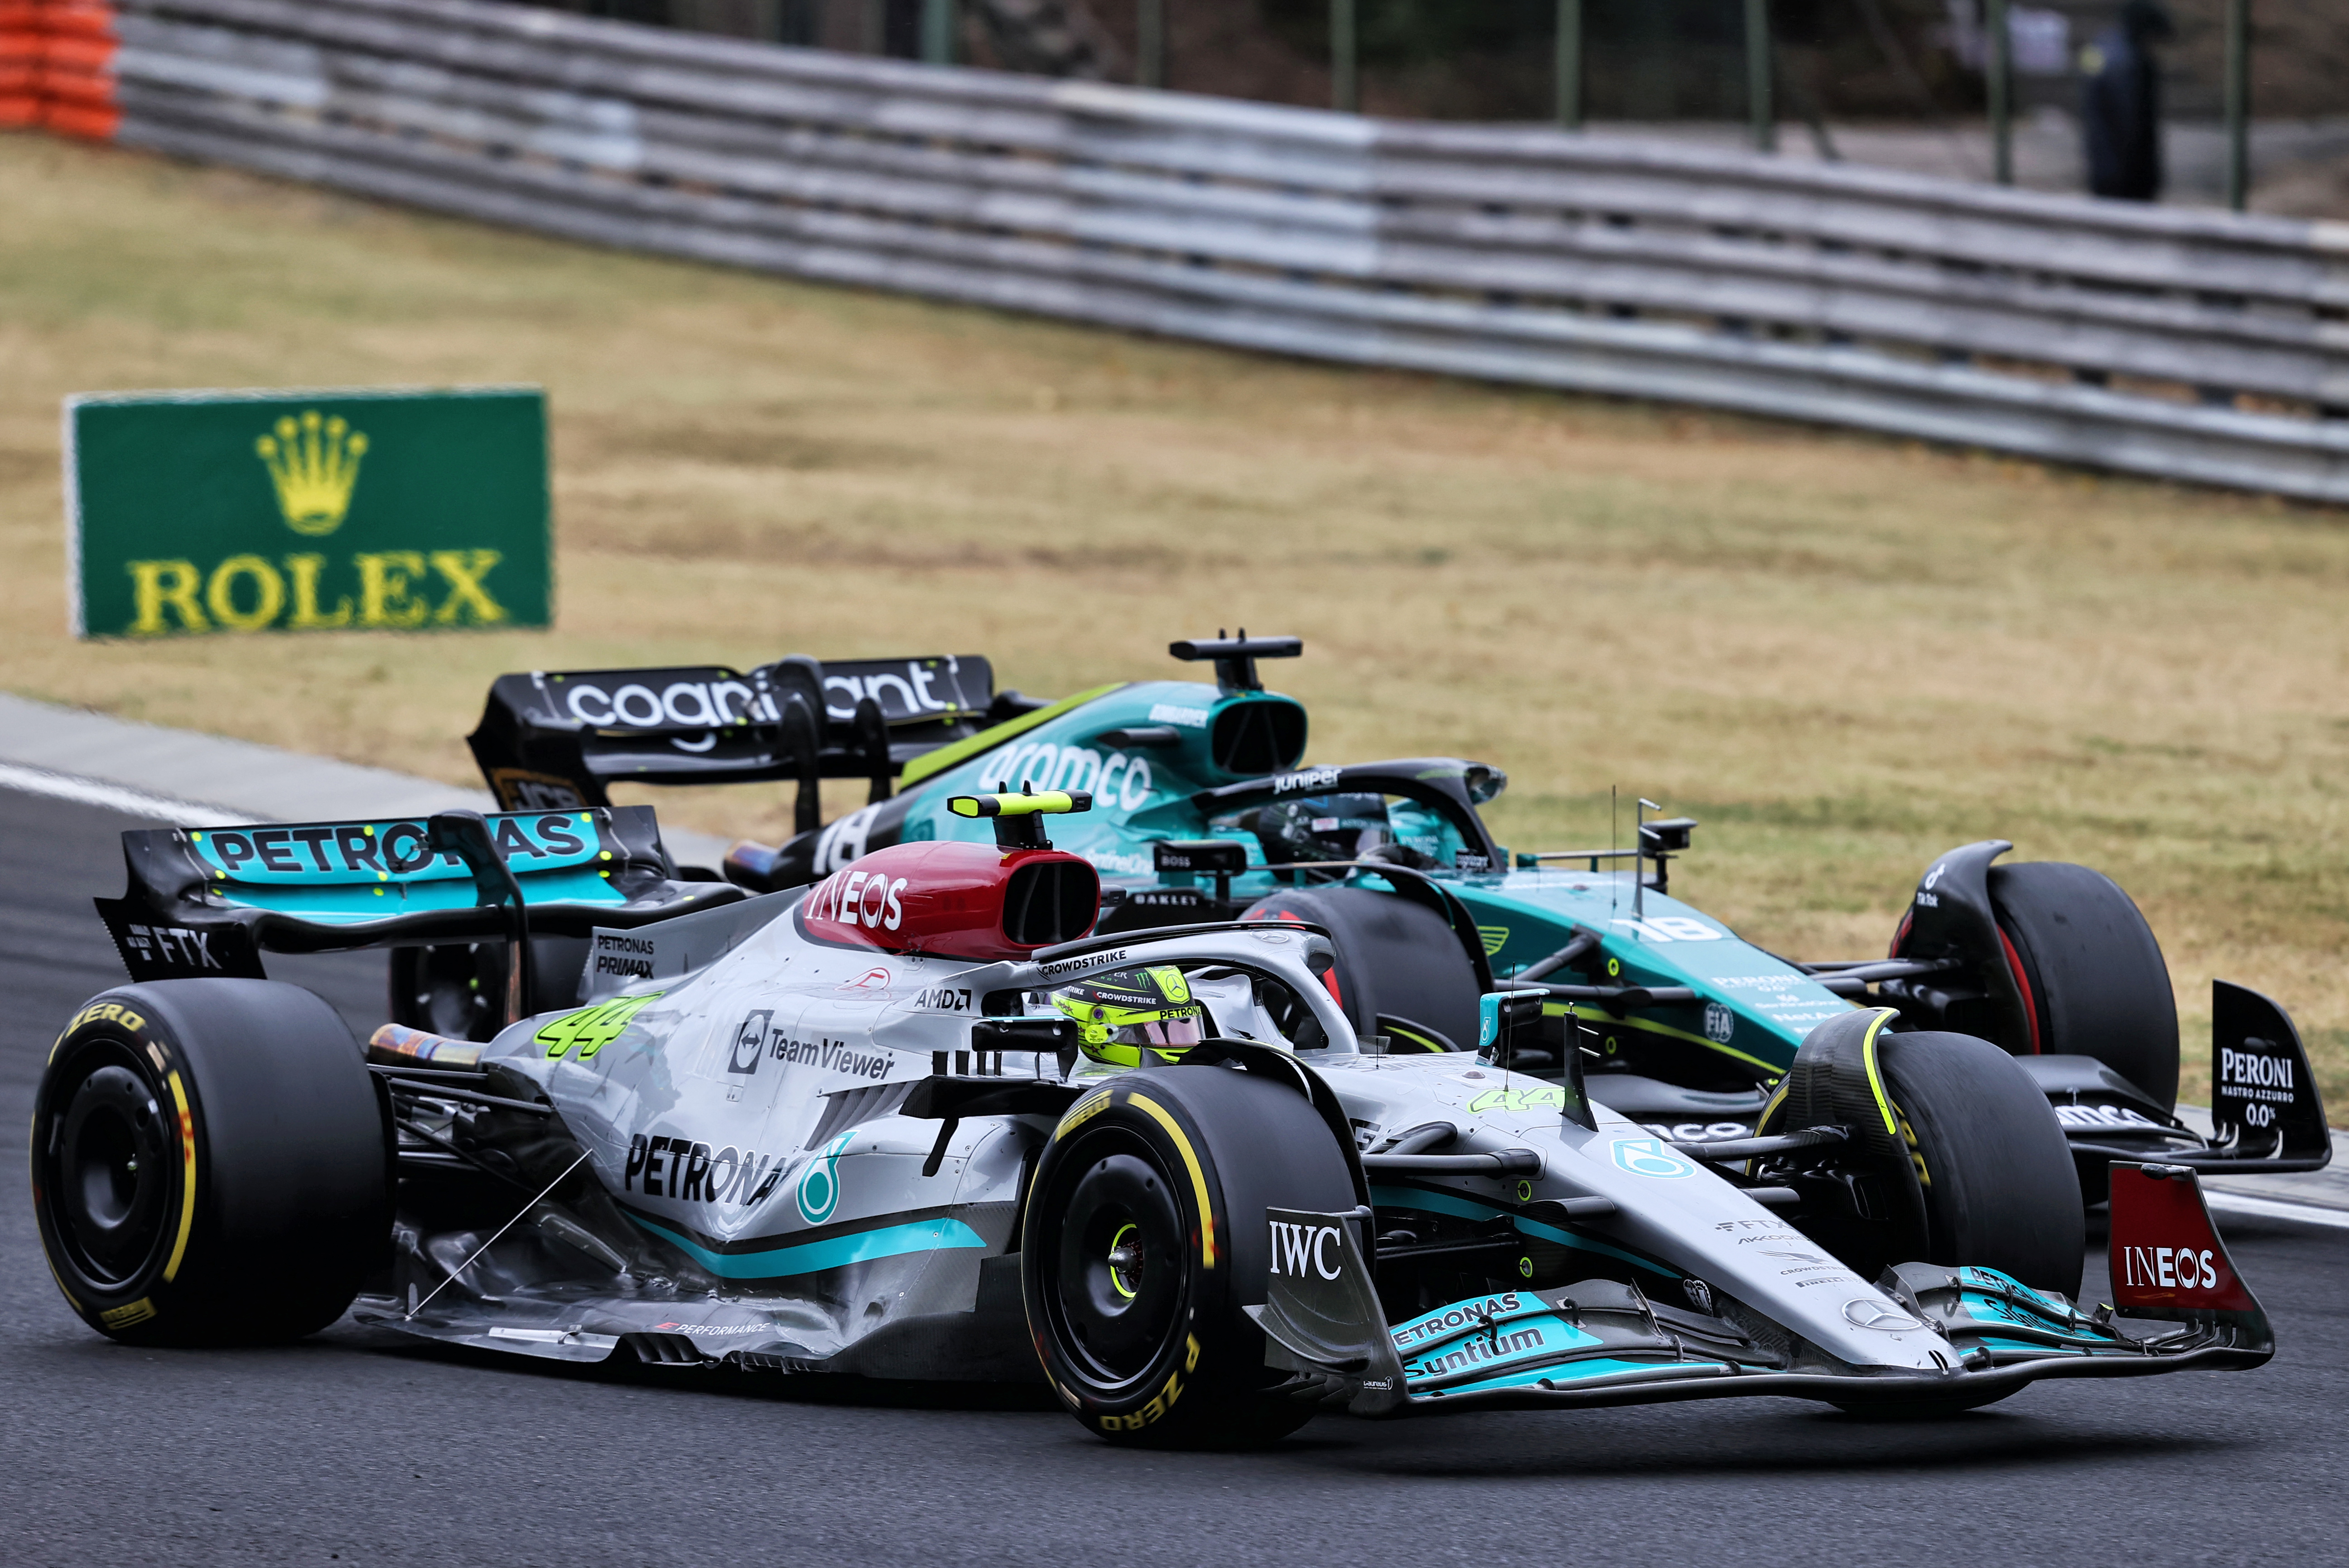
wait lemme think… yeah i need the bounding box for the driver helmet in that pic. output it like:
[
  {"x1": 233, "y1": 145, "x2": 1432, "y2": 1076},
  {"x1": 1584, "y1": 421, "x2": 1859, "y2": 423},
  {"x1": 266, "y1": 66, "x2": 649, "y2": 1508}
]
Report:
[
  {"x1": 1052, "y1": 965, "x2": 1206, "y2": 1067},
  {"x1": 1247, "y1": 792, "x2": 1429, "y2": 880}
]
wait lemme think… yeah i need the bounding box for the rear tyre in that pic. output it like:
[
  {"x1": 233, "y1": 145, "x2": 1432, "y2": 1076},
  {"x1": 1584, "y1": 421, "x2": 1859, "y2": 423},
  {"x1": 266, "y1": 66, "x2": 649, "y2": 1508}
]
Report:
[
  {"x1": 33, "y1": 981, "x2": 391, "y2": 1346},
  {"x1": 1236, "y1": 885, "x2": 1480, "y2": 1052},
  {"x1": 1989, "y1": 861, "x2": 2180, "y2": 1110},
  {"x1": 1879, "y1": 1031, "x2": 2086, "y2": 1298},
  {"x1": 1023, "y1": 1064, "x2": 1358, "y2": 1447}
]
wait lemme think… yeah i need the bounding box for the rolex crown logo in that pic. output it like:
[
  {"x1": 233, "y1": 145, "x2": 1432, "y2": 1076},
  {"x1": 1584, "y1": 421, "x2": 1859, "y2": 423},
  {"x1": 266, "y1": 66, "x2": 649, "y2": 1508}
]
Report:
[{"x1": 255, "y1": 410, "x2": 368, "y2": 536}]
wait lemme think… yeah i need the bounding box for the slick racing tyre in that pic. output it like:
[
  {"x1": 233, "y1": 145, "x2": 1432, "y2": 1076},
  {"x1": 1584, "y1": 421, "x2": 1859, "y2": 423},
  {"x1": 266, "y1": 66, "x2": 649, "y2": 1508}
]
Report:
[
  {"x1": 34, "y1": 981, "x2": 392, "y2": 1346},
  {"x1": 1023, "y1": 1062, "x2": 1357, "y2": 1447},
  {"x1": 1810, "y1": 1031, "x2": 2083, "y2": 1420},
  {"x1": 1236, "y1": 885, "x2": 1480, "y2": 1052},
  {"x1": 1881, "y1": 1031, "x2": 2086, "y2": 1299},
  {"x1": 1990, "y1": 861, "x2": 2180, "y2": 1110}
]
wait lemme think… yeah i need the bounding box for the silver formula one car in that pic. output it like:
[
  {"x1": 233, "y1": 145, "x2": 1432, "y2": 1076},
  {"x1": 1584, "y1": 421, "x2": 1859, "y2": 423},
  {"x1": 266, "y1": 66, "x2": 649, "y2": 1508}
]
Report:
[{"x1": 37, "y1": 793, "x2": 2278, "y2": 1444}]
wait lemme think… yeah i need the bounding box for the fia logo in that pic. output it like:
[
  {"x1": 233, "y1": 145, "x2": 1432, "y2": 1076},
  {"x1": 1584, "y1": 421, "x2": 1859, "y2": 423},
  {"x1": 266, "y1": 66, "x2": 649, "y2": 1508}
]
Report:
[
  {"x1": 1702, "y1": 1001, "x2": 1735, "y2": 1044},
  {"x1": 255, "y1": 410, "x2": 367, "y2": 536}
]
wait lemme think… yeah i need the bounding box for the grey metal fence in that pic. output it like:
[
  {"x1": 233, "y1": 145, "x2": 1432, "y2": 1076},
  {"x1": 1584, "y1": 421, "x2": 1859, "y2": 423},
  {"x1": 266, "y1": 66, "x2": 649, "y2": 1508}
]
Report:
[{"x1": 103, "y1": 0, "x2": 2349, "y2": 501}]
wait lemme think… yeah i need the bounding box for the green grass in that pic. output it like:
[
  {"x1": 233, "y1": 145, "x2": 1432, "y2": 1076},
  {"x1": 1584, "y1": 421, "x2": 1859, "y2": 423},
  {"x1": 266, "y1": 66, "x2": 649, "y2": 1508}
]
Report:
[{"x1": 4, "y1": 130, "x2": 2348, "y2": 1111}]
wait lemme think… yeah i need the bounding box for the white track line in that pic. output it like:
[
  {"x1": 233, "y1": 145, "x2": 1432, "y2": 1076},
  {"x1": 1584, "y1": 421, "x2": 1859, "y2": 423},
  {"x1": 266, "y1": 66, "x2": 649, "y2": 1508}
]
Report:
[
  {"x1": 2204, "y1": 1191, "x2": 2349, "y2": 1232},
  {"x1": 0, "y1": 761, "x2": 239, "y2": 827}
]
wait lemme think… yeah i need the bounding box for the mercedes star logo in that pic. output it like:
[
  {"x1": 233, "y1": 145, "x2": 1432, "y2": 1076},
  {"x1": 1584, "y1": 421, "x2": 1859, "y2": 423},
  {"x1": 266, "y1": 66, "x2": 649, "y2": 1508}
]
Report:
[{"x1": 1843, "y1": 1298, "x2": 1922, "y2": 1332}]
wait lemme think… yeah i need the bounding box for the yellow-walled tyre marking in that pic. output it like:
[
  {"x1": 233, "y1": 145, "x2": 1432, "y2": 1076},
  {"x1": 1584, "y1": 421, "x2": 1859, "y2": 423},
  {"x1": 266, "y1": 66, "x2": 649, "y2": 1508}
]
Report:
[
  {"x1": 1053, "y1": 1090, "x2": 1112, "y2": 1141},
  {"x1": 164, "y1": 1070, "x2": 197, "y2": 1283},
  {"x1": 1856, "y1": 1008, "x2": 1901, "y2": 1143},
  {"x1": 1745, "y1": 1076, "x2": 1793, "y2": 1181},
  {"x1": 1125, "y1": 1092, "x2": 1215, "y2": 1270}
]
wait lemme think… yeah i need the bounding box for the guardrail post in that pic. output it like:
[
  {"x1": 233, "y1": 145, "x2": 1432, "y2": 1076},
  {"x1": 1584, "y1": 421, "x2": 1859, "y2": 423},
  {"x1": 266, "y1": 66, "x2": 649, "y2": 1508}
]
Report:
[
  {"x1": 1138, "y1": 0, "x2": 1165, "y2": 88},
  {"x1": 2224, "y1": 0, "x2": 2251, "y2": 211},
  {"x1": 80, "y1": 0, "x2": 2349, "y2": 506},
  {"x1": 1331, "y1": 0, "x2": 1356, "y2": 112},
  {"x1": 1555, "y1": 0, "x2": 1582, "y2": 130},
  {"x1": 1744, "y1": 0, "x2": 1774, "y2": 152},
  {"x1": 1986, "y1": 0, "x2": 2012, "y2": 184},
  {"x1": 921, "y1": 0, "x2": 955, "y2": 64}
]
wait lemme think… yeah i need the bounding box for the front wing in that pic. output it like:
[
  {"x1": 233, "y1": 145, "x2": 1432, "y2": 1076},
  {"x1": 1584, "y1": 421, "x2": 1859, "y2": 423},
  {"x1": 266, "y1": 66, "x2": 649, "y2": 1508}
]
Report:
[{"x1": 1248, "y1": 1167, "x2": 2272, "y2": 1419}]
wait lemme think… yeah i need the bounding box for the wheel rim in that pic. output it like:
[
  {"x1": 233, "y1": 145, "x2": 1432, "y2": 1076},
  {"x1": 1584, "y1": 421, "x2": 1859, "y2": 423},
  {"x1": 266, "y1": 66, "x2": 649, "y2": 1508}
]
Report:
[
  {"x1": 1042, "y1": 1133, "x2": 1186, "y2": 1390},
  {"x1": 45, "y1": 1052, "x2": 174, "y2": 1289}
]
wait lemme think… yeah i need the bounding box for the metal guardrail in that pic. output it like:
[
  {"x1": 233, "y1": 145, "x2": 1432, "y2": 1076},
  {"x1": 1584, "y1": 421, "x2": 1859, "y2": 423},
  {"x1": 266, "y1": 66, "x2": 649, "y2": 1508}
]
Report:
[{"x1": 22, "y1": 0, "x2": 2349, "y2": 500}]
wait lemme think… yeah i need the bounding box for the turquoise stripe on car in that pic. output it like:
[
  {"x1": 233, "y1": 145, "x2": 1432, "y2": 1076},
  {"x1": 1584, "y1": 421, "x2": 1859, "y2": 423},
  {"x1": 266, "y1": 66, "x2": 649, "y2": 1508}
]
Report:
[
  {"x1": 1369, "y1": 1184, "x2": 1679, "y2": 1278},
  {"x1": 629, "y1": 1213, "x2": 987, "y2": 1279},
  {"x1": 1428, "y1": 1356, "x2": 1732, "y2": 1398}
]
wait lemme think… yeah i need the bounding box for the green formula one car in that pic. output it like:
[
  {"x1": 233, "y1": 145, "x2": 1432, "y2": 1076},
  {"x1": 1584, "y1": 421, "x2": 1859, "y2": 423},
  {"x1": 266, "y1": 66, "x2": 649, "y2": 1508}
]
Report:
[{"x1": 449, "y1": 636, "x2": 2332, "y2": 1210}]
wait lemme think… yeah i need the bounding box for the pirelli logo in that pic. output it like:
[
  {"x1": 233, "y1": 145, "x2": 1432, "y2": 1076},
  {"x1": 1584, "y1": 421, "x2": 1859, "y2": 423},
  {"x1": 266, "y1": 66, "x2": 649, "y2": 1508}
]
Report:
[{"x1": 1055, "y1": 1091, "x2": 1113, "y2": 1141}]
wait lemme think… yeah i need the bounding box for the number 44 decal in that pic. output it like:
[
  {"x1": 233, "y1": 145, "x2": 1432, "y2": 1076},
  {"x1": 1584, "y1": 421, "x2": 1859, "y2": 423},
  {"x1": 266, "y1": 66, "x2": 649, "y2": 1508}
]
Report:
[
  {"x1": 1611, "y1": 917, "x2": 1718, "y2": 942},
  {"x1": 538, "y1": 992, "x2": 664, "y2": 1060}
]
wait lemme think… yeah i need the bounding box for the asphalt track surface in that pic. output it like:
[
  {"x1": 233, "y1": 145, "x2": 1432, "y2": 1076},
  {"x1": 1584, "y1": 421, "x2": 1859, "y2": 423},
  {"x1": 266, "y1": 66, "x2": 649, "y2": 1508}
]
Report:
[{"x1": 5, "y1": 786, "x2": 2345, "y2": 1568}]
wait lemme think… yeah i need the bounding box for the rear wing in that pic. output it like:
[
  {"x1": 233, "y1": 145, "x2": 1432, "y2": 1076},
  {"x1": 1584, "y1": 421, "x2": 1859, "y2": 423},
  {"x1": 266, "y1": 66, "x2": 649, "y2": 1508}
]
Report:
[
  {"x1": 96, "y1": 804, "x2": 744, "y2": 982},
  {"x1": 466, "y1": 655, "x2": 1030, "y2": 830}
]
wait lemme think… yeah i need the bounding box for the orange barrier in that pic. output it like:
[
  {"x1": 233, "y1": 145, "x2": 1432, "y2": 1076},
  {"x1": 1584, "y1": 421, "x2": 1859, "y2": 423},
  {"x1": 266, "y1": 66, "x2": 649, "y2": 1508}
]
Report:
[
  {"x1": 0, "y1": 2, "x2": 42, "y2": 129},
  {"x1": 1, "y1": 0, "x2": 118, "y2": 140}
]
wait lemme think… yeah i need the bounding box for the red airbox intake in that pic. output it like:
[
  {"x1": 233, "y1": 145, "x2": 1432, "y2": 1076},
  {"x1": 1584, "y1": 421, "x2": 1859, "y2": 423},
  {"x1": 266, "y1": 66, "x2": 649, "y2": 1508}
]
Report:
[{"x1": 798, "y1": 840, "x2": 1098, "y2": 960}]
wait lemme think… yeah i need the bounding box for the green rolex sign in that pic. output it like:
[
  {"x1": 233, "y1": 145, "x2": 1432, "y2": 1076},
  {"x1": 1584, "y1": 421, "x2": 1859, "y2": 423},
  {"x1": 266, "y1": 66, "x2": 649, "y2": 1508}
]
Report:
[{"x1": 66, "y1": 386, "x2": 551, "y2": 638}]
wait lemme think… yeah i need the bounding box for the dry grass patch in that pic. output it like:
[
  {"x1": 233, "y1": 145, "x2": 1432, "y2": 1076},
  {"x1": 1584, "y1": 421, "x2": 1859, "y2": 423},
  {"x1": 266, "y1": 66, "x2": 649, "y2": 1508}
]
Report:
[{"x1": 4, "y1": 132, "x2": 2348, "y2": 1108}]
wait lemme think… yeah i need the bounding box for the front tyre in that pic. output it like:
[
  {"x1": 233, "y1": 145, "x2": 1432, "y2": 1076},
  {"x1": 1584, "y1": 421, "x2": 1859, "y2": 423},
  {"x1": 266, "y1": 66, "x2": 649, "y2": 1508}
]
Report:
[
  {"x1": 1880, "y1": 1030, "x2": 2085, "y2": 1298},
  {"x1": 34, "y1": 981, "x2": 391, "y2": 1346},
  {"x1": 1022, "y1": 1064, "x2": 1356, "y2": 1447},
  {"x1": 1814, "y1": 1031, "x2": 2082, "y2": 1420}
]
